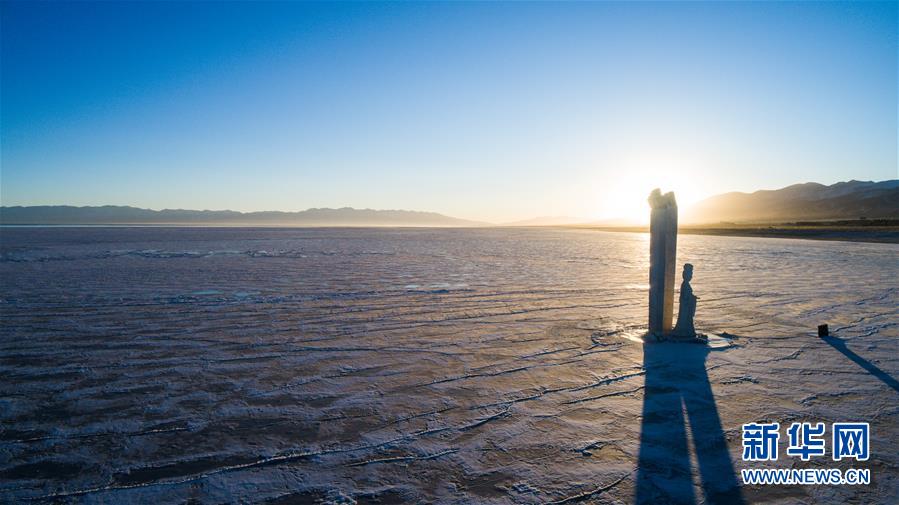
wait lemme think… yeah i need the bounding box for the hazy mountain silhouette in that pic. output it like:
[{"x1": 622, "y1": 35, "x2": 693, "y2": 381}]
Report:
[
  {"x1": 0, "y1": 205, "x2": 487, "y2": 227},
  {"x1": 4, "y1": 180, "x2": 897, "y2": 227},
  {"x1": 683, "y1": 180, "x2": 899, "y2": 224}
]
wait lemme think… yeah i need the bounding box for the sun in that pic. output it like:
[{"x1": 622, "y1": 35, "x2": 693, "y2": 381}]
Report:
[
  {"x1": 591, "y1": 169, "x2": 708, "y2": 225},
  {"x1": 599, "y1": 183, "x2": 654, "y2": 224}
]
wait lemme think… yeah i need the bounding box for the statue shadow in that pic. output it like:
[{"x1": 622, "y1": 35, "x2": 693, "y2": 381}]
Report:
[
  {"x1": 635, "y1": 340, "x2": 745, "y2": 505},
  {"x1": 821, "y1": 335, "x2": 899, "y2": 394}
]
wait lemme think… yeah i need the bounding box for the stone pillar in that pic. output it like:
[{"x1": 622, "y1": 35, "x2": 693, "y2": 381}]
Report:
[{"x1": 648, "y1": 189, "x2": 678, "y2": 335}]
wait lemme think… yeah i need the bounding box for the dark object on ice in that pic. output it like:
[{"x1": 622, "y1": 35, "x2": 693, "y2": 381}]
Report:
[
  {"x1": 818, "y1": 324, "x2": 829, "y2": 337},
  {"x1": 671, "y1": 264, "x2": 698, "y2": 339},
  {"x1": 647, "y1": 189, "x2": 678, "y2": 336}
]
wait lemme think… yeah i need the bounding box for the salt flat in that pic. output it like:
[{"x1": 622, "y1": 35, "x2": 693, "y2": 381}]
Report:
[{"x1": 1, "y1": 227, "x2": 896, "y2": 504}]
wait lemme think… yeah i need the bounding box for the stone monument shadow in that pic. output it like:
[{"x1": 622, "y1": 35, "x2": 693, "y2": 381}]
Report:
[{"x1": 635, "y1": 341, "x2": 745, "y2": 505}]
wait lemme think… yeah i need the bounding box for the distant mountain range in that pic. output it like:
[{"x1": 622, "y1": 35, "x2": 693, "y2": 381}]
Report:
[
  {"x1": 0, "y1": 206, "x2": 486, "y2": 227},
  {"x1": 2, "y1": 180, "x2": 896, "y2": 226},
  {"x1": 683, "y1": 180, "x2": 899, "y2": 224}
]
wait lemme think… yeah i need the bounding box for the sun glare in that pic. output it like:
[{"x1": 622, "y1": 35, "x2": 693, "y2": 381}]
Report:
[{"x1": 592, "y1": 164, "x2": 708, "y2": 225}]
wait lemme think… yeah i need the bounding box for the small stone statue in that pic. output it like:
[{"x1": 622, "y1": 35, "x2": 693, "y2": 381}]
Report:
[{"x1": 671, "y1": 263, "x2": 698, "y2": 338}]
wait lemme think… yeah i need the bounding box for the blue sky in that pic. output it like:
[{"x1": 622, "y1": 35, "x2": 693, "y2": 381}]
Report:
[{"x1": 1, "y1": 1, "x2": 896, "y2": 222}]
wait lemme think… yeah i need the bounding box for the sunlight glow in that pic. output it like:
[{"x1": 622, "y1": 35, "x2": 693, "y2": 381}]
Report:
[{"x1": 591, "y1": 154, "x2": 709, "y2": 224}]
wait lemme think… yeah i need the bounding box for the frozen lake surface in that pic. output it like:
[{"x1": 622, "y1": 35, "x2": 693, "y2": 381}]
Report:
[{"x1": 1, "y1": 227, "x2": 897, "y2": 503}]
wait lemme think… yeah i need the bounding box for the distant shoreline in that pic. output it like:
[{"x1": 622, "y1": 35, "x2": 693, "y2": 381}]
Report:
[
  {"x1": 2, "y1": 223, "x2": 898, "y2": 244},
  {"x1": 567, "y1": 222, "x2": 899, "y2": 244},
  {"x1": 0, "y1": 222, "x2": 485, "y2": 229}
]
